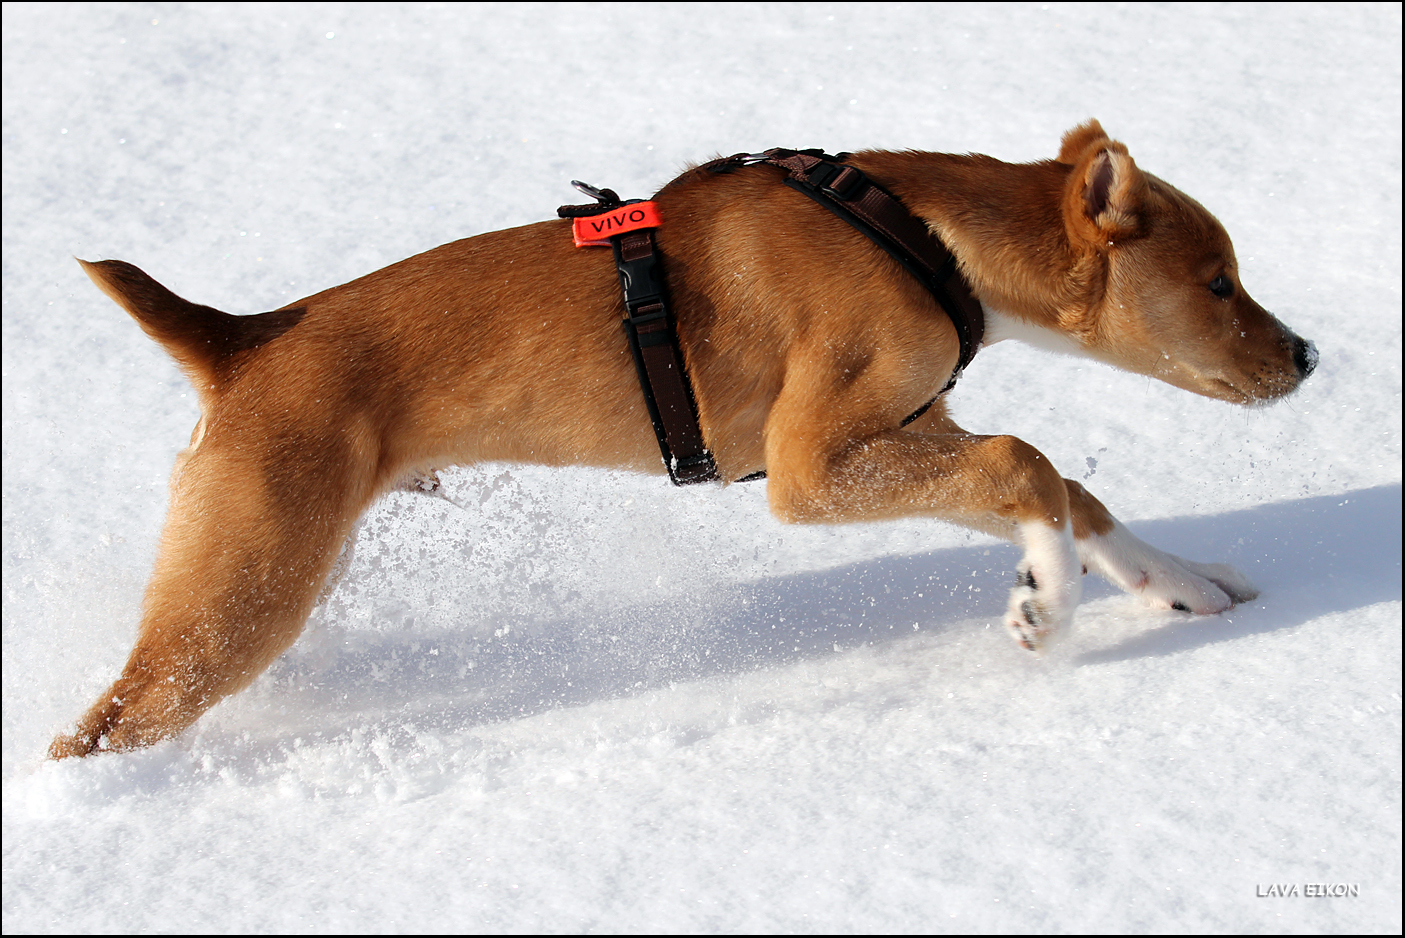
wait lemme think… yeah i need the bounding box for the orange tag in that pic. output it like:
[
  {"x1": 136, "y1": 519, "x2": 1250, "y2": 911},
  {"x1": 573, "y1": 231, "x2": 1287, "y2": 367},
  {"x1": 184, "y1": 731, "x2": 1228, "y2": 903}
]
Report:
[{"x1": 572, "y1": 201, "x2": 662, "y2": 247}]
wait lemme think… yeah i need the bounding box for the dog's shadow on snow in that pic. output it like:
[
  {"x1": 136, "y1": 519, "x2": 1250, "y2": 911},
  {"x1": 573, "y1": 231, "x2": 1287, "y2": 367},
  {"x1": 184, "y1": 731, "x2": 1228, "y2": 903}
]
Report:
[
  {"x1": 1072, "y1": 483, "x2": 1401, "y2": 664},
  {"x1": 262, "y1": 483, "x2": 1400, "y2": 733}
]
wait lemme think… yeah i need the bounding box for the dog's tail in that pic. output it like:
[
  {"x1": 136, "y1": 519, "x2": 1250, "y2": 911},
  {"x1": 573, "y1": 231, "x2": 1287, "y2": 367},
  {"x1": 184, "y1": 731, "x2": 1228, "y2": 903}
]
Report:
[{"x1": 77, "y1": 258, "x2": 305, "y2": 392}]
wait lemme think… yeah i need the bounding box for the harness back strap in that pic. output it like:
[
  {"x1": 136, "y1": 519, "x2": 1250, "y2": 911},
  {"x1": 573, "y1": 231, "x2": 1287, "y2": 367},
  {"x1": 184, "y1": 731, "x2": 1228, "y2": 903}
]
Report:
[{"x1": 707, "y1": 149, "x2": 985, "y2": 388}]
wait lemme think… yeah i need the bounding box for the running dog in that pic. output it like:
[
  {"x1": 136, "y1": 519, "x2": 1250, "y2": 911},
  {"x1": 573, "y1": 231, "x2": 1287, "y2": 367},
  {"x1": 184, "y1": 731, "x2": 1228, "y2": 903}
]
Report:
[{"x1": 50, "y1": 120, "x2": 1316, "y2": 757}]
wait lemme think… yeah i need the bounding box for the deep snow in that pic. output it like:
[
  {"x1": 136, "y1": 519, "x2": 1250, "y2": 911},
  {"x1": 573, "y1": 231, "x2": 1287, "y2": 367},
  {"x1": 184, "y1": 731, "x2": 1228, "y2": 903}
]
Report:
[{"x1": 3, "y1": 3, "x2": 1400, "y2": 933}]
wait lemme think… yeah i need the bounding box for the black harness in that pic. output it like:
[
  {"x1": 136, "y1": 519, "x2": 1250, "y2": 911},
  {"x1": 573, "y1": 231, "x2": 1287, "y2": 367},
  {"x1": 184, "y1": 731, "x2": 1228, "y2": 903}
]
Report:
[{"x1": 557, "y1": 148, "x2": 985, "y2": 485}]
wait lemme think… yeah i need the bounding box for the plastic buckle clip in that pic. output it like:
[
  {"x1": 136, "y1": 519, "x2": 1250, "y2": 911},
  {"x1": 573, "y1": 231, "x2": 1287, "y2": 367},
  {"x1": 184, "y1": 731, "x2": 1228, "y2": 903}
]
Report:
[
  {"x1": 807, "y1": 161, "x2": 864, "y2": 201},
  {"x1": 616, "y1": 253, "x2": 663, "y2": 308}
]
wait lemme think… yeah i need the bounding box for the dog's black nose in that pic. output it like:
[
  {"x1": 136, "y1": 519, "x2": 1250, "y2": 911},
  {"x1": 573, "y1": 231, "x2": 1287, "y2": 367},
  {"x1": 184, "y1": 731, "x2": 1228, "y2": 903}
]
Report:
[{"x1": 1293, "y1": 336, "x2": 1318, "y2": 379}]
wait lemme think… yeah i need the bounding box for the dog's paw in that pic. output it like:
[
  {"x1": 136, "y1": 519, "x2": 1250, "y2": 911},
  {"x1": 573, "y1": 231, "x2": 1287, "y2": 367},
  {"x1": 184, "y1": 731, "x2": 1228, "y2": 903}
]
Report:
[
  {"x1": 1173, "y1": 558, "x2": 1259, "y2": 605},
  {"x1": 1080, "y1": 521, "x2": 1257, "y2": 614},
  {"x1": 47, "y1": 731, "x2": 99, "y2": 760},
  {"x1": 1005, "y1": 523, "x2": 1082, "y2": 652}
]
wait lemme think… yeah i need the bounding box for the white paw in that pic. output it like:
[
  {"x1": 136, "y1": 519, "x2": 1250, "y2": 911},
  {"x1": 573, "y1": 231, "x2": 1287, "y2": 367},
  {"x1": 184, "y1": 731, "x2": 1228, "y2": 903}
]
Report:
[
  {"x1": 1080, "y1": 521, "x2": 1258, "y2": 614},
  {"x1": 1005, "y1": 522, "x2": 1082, "y2": 652},
  {"x1": 1174, "y1": 557, "x2": 1259, "y2": 605}
]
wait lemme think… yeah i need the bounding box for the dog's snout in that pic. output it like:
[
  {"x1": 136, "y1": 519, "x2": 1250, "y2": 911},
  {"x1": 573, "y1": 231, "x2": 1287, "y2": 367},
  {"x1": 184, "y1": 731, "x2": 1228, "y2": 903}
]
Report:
[{"x1": 1293, "y1": 336, "x2": 1318, "y2": 379}]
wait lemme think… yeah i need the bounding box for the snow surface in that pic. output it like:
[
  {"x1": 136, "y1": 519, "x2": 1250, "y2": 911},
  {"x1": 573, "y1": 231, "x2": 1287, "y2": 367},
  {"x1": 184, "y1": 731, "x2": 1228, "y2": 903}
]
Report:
[{"x1": 3, "y1": 2, "x2": 1400, "y2": 933}]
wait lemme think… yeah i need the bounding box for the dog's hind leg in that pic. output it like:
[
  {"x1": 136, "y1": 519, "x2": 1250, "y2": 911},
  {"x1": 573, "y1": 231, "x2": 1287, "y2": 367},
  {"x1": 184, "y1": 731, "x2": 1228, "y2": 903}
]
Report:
[{"x1": 48, "y1": 429, "x2": 378, "y2": 758}]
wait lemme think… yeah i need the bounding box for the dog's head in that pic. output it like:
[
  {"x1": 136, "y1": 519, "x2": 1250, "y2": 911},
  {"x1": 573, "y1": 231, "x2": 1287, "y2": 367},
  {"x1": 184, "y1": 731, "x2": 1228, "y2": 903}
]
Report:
[{"x1": 1058, "y1": 120, "x2": 1316, "y2": 405}]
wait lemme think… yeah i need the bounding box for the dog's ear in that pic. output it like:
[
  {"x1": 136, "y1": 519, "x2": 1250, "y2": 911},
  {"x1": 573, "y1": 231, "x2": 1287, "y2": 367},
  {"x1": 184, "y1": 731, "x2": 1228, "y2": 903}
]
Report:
[
  {"x1": 1057, "y1": 119, "x2": 1110, "y2": 164},
  {"x1": 1059, "y1": 123, "x2": 1147, "y2": 248}
]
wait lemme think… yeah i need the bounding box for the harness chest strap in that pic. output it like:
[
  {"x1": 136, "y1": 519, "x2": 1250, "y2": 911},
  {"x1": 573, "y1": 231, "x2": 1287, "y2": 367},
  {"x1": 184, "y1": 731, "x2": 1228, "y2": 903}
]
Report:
[
  {"x1": 614, "y1": 227, "x2": 718, "y2": 484},
  {"x1": 559, "y1": 186, "x2": 718, "y2": 485}
]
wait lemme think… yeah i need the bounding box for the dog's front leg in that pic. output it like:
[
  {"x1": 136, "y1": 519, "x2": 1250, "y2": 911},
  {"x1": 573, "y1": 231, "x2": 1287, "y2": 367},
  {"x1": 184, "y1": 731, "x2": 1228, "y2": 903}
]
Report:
[
  {"x1": 1063, "y1": 480, "x2": 1259, "y2": 613},
  {"x1": 764, "y1": 392, "x2": 1083, "y2": 651}
]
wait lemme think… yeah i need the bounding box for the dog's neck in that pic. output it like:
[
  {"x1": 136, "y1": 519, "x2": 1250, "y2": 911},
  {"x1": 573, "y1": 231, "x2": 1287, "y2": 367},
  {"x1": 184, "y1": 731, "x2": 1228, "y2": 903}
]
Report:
[{"x1": 853, "y1": 150, "x2": 1090, "y2": 333}]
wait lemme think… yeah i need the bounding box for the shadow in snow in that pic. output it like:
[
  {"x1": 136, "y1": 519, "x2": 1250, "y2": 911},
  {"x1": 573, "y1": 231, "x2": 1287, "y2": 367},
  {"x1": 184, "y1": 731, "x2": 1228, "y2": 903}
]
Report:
[
  {"x1": 264, "y1": 483, "x2": 1401, "y2": 734},
  {"x1": 1074, "y1": 482, "x2": 1400, "y2": 664}
]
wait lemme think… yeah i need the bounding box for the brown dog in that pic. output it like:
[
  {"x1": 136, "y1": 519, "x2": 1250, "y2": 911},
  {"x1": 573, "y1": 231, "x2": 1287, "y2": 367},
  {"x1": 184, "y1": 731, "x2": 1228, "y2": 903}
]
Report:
[{"x1": 50, "y1": 120, "x2": 1315, "y2": 758}]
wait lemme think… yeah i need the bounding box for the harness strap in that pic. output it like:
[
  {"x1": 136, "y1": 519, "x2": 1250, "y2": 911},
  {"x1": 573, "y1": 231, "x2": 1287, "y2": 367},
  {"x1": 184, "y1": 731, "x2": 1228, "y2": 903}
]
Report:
[
  {"x1": 613, "y1": 228, "x2": 718, "y2": 484},
  {"x1": 705, "y1": 149, "x2": 985, "y2": 388},
  {"x1": 560, "y1": 184, "x2": 718, "y2": 484}
]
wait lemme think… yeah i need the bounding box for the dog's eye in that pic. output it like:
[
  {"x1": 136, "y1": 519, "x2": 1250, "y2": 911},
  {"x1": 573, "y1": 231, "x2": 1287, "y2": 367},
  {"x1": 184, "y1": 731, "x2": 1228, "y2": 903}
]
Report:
[{"x1": 1208, "y1": 275, "x2": 1234, "y2": 298}]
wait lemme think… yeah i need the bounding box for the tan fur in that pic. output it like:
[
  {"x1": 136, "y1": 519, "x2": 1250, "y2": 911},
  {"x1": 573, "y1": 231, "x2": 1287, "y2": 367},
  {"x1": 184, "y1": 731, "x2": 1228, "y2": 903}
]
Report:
[{"x1": 49, "y1": 120, "x2": 1313, "y2": 758}]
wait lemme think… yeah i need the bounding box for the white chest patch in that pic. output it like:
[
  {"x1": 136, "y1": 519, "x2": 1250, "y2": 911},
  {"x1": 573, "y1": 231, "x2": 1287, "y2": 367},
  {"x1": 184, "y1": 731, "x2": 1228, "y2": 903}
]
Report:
[{"x1": 982, "y1": 306, "x2": 1091, "y2": 359}]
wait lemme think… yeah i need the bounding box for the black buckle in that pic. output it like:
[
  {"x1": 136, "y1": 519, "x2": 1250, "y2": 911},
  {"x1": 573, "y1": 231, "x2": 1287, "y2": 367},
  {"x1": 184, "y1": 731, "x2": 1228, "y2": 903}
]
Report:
[
  {"x1": 626, "y1": 304, "x2": 666, "y2": 326},
  {"x1": 614, "y1": 252, "x2": 663, "y2": 307},
  {"x1": 625, "y1": 304, "x2": 671, "y2": 348},
  {"x1": 807, "y1": 161, "x2": 865, "y2": 200}
]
